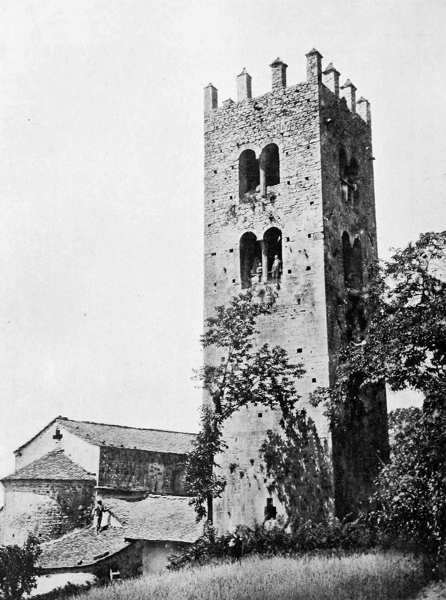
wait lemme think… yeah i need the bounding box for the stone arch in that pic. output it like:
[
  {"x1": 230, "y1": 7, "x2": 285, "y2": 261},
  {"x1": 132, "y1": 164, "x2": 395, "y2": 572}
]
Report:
[
  {"x1": 339, "y1": 147, "x2": 348, "y2": 178},
  {"x1": 239, "y1": 149, "x2": 259, "y2": 199},
  {"x1": 339, "y1": 147, "x2": 349, "y2": 201},
  {"x1": 342, "y1": 232, "x2": 366, "y2": 340},
  {"x1": 259, "y1": 143, "x2": 280, "y2": 194},
  {"x1": 240, "y1": 231, "x2": 261, "y2": 289},
  {"x1": 263, "y1": 226, "x2": 282, "y2": 282}
]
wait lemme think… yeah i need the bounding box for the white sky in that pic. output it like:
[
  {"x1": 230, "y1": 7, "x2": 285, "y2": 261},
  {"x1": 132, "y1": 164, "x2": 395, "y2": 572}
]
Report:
[{"x1": 0, "y1": 0, "x2": 444, "y2": 478}]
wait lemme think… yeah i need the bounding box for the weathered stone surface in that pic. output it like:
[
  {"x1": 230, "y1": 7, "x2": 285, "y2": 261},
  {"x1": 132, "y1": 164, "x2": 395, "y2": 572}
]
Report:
[
  {"x1": 98, "y1": 447, "x2": 187, "y2": 495},
  {"x1": 203, "y1": 50, "x2": 388, "y2": 531}
]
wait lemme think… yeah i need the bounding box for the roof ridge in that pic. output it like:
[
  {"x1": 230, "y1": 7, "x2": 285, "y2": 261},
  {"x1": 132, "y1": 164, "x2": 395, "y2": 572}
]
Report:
[
  {"x1": 3, "y1": 449, "x2": 96, "y2": 481},
  {"x1": 60, "y1": 417, "x2": 197, "y2": 437}
]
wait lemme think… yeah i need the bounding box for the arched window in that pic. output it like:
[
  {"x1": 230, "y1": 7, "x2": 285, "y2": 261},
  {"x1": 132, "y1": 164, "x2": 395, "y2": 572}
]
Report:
[
  {"x1": 240, "y1": 232, "x2": 261, "y2": 289},
  {"x1": 239, "y1": 150, "x2": 259, "y2": 199},
  {"x1": 263, "y1": 227, "x2": 282, "y2": 282},
  {"x1": 259, "y1": 143, "x2": 280, "y2": 194},
  {"x1": 347, "y1": 157, "x2": 359, "y2": 180},
  {"x1": 347, "y1": 157, "x2": 360, "y2": 202},
  {"x1": 339, "y1": 148, "x2": 348, "y2": 202},
  {"x1": 342, "y1": 233, "x2": 366, "y2": 340}
]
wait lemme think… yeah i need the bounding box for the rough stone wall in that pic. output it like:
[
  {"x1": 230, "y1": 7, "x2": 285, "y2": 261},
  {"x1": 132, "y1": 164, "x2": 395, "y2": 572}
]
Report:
[
  {"x1": 98, "y1": 448, "x2": 187, "y2": 495},
  {"x1": 0, "y1": 479, "x2": 95, "y2": 546},
  {"x1": 204, "y1": 52, "x2": 389, "y2": 531},
  {"x1": 204, "y1": 72, "x2": 332, "y2": 531},
  {"x1": 319, "y1": 85, "x2": 389, "y2": 516}
]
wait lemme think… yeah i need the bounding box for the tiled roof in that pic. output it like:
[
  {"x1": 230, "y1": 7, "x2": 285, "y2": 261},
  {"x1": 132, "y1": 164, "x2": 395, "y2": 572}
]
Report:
[
  {"x1": 2, "y1": 450, "x2": 96, "y2": 481},
  {"x1": 39, "y1": 527, "x2": 130, "y2": 570},
  {"x1": 107, "y1": 495, "x2": 203, "y2": 543},
  {"x1": 39, "y1": 494, "x2": 202, "y2": 571},
  {"x1": 15, "y1": 416, "x2": 196, "y2": 455},
  {"x1": 58, "y1": 418, "x2": 196, "y2": 454}
]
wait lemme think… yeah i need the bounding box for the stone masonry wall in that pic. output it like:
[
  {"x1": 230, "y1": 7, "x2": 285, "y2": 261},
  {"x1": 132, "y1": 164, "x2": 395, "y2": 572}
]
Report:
[
  {"x1": 98, "y1": 447, "x2": 187, "y2": 495},
  {"x1": 204, "y1": 50, "x2": 388, "y2": 530},
  {"x1": 319, "y1": 85, "x2": 389, "y2": 516},
  {"x1": 0, "y1": 479, "x2": 95, "y2": 546},
  {"x1": 204, "y1": 65, "x2": 331, "y2": 531}
]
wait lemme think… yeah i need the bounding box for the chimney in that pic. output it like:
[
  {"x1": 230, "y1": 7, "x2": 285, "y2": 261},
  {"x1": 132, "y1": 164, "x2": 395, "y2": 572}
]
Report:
[
  {"x1": 306, "y1": 48, "x2": 322, "y2": 84},
  {"x1": 357, "y1": 97, "x2": 371, "y2": 125},
  {"x1": 237, "y1": 68, "x2": 252, "y2": 101},
  {"x1": 204, "y1": 83, "x2": 218, "y2": 113},
  {"x1": 322, "y1": 62, "x2": 340, "y2": 97},
  {"x1": 340, "y1": 79, "x2": 357, "y2": 112},
  {"x1": 270, "y1": 58, "x2": 287, "y2": 91}
]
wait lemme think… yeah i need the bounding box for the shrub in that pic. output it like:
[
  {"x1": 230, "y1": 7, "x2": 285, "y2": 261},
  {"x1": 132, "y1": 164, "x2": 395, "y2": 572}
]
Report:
[
  {"x1": 168, "y1": 518, "x2": 377, "y2": 570},
  {"x1": 0, "y1": 535, "x2": 41, "y2": 600}
]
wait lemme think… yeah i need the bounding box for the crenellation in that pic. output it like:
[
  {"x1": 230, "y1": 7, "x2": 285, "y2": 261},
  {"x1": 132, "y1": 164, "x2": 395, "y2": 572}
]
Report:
[
  {"x1": 357, "y1": 96, "x2": 371, "y2": 125},
  {"x1": 237, "y1": 68, "x2": 252, "y2": 101},
  {"x1": 322, "y1": 62, "x2": 340, "y2": 97},
  {"x1": 269, "y1": 57, "x2": 288, "y2": 91},
  {"x1": 306, "y1": 48, "x2": 323, "y2": 83},
  {"x1": 204, "y1": 83, "x2": 218, "y2": 112},
  {"x1": 340, "y1": 79, "x2": 357, "y2": 113}
]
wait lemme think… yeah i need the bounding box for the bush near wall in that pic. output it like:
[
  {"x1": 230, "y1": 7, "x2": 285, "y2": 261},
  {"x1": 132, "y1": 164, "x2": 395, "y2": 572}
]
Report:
[{"x1": 168, "y1": 518, "x2": 377, "y2": 570}]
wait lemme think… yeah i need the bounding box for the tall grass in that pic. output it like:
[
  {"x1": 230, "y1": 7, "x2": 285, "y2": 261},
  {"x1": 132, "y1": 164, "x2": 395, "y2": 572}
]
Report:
[{"x1": 78, "y1": 553, "x2": 425, "y2": 600}]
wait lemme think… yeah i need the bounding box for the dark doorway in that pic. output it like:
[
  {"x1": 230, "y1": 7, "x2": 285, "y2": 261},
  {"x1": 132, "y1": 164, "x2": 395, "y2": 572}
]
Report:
[
  {"x1": 263, "y1": 227, "x2": 282, "y2": 281},
  {"x1": 240, "y1": 232, "x2": 261, "y2": 288}
]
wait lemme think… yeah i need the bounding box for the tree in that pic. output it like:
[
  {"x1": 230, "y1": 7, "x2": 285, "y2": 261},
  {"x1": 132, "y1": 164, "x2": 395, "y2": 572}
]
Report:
[
  {"x1": 186, "y1": 291, "x2": 323, "y2": 522},
  {"x1": 315, "y1": 231, "x2": 446, "y2": 420},
  {"x1": 312, "y1": 231, "x2": 446, "y2": 572},
  {"x1": 0, "y1": 536, "x2": 41, "y2": 600},
  {"x1": 371, "y1": 407, "x2": 446, "y2": 578}
]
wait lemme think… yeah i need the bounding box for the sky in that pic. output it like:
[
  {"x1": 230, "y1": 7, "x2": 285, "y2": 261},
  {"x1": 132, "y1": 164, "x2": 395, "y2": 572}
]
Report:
[{"x1": 0, "y1": 0, "x2": 444, "y2": 478}]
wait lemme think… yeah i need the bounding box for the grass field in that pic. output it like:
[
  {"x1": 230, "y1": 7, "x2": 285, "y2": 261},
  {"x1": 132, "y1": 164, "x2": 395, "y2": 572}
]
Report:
[{"x1": 77, "y1": 553, "x2": 425, "y2": 600}]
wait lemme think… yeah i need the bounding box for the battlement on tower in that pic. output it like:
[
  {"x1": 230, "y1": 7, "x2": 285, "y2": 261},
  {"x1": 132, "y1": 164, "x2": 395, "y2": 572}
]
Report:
[{"x1": 204, "y1": 48, "x2": 371, "y2": 125}]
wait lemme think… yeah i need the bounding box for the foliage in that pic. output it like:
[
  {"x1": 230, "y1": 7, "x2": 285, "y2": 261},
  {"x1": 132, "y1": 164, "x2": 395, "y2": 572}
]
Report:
[
  {"x1": 186, "y1": 292, "x2": 305, "y2": 520},
  {"x1": 260, "y1": 409, "x2": 333, "y2": 529},
  {"x1": 0, "y1": 536, "x2": 41, "y2": 600},
  {"x1": 184, "y1": 404, "x2": 227, "y2": 521},
  {"x1": 73, "y1": 554, "x2": 426, "y2": 600},
  {"x1": 168, "y1": 518, "x2": 377, "y2": 570},
  {"x1": 312, "y1": 231, "x2": 446, "y2": 421},
  {"x1": 369, "y1": 407, "x2": 446, "y2": 578},
  {"x1": 310, "y1": 231, "x2": 446, "y2": 571}
]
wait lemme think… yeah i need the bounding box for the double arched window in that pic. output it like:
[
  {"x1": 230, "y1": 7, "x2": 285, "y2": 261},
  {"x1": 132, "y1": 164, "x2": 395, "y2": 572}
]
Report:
[
  {"x1": 342, "y1": 232, "x2": 366, "y2": 340},
  {"x1": 239, "y1": 144, "x2": 280, "y2": 199},
  {"x1": 339, "y1": 148, "x2": 360, "y2": 203},
  {"x1": 239, "y1": 227, "x2": 282, "y2": 288}
]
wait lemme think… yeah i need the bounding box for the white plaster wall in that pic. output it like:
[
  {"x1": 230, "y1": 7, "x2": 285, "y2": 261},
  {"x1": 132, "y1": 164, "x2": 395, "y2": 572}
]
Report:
[
  {"x1": 14, "y1": 422, "x2": 99, "y2": 479},
  {"x1": 142, "y1": 542, "x2": 178, "y2": 574},
  {"x1": 60, "y1": 428, "x2": 99, "y2": 477}
]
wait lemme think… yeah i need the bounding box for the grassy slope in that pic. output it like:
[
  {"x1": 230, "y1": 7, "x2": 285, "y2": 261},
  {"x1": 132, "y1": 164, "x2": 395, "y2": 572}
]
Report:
[{"x1": 79, "y1": 553, "x2": 425, "y2": 600}]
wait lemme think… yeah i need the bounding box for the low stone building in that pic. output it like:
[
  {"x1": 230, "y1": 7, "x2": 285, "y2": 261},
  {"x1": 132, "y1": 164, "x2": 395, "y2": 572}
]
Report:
[
  {"x1": 38, "y1": 495, "x2": 202, "y2": 579},
  {"x1": 0, "y1": 416, "x2": 197, "y2": 550},
  {"x1": 1, "y1": 449, "x2": 96, "y2": 545}
]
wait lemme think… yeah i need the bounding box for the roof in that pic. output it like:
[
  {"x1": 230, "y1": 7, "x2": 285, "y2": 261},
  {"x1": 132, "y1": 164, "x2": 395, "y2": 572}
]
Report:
[
  {"x1": 15, "y1": 416, "x2": 196, "y2": 455},
  {"x1": 106, "y1": 495, "x2": 203, "y2": 544},
  {"x1": 39, "y1": 527, "x2": 130, "y2": 571},
  {"x1": 2, "y1": 450, "x2": 96, "y2": 481},
  {"x1": 39, "y1": 494, "x2": 202, "y2": 572}
]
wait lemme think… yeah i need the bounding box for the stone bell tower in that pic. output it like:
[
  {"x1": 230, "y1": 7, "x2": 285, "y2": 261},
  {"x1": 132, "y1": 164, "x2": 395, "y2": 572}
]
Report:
[{"x1": 203, "y1": 49, "x2": 388, "y2": 532}]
